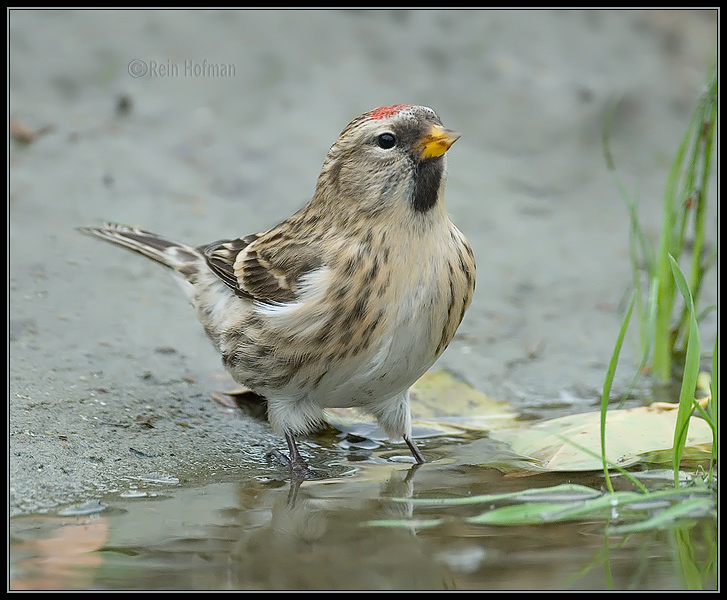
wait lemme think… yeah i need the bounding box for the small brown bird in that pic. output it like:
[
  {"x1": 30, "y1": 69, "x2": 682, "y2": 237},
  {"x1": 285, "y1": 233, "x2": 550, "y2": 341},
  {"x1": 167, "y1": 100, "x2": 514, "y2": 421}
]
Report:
[{"x1": 78, "y1": 104, "x2": 476, "y2": 478}]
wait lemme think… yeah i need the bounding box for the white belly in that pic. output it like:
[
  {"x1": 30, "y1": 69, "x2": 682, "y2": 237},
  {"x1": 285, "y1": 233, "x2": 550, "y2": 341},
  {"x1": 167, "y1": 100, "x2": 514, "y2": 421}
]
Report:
[{"x1": 302, "y1": 277, "x2": 443, "y2": 409}]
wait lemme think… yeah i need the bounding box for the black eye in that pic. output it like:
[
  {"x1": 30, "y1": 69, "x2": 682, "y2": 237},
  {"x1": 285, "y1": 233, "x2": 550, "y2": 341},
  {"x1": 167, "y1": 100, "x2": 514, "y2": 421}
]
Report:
[{"x1": 377, "y1": 132, "x2": 396, "y2": 149}]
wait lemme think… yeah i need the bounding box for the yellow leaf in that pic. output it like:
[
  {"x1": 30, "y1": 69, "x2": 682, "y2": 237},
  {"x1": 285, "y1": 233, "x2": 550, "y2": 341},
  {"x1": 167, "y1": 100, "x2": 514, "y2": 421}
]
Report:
[
  {"x1": 495, "y1": 406, "x2": 713, "y2": 471},
  {"x1": 410, "y1": 370, "x2": 517, "y2": 429}
]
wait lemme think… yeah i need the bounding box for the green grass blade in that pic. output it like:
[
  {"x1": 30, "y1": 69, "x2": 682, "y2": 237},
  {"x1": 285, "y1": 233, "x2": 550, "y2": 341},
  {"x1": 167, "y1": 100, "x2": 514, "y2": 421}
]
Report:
[
  {"x1": 391, "y1": 483, "x2": 600, "y2": 506},
  {"x1": 652, "y1": 106, "x2": 702, "y2": 381},
  {"x1": 673, "y1": 525, "x2": 705, "y2": 591},
  {"x1": 708, "y1": 334, "x2": 717, "y2": 482},
  {"x1": 689, "y1": 71, "x2": 717, "y2": 299},
  {"x1": 466, "y1": 488, "x2": 711, "y2": 526},
  {"x1": 668, "y1": 255, "x2": 701, "y2": 487},
  {"x1": 601, "y1": 295, "x2": 635, "y2": 492},
  {"x1": 365, "y1": 517, "x2": 443, "y2": 529},
  {"x1": 607, "y1": 498, "x2": 715, "y2": 534}
]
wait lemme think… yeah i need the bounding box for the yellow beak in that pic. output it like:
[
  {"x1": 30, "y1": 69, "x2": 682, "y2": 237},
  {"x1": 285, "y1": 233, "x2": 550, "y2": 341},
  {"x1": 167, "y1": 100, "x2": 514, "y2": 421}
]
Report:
[{"x1": 416, "y1": 124, "x2": 461, "y2": 159}]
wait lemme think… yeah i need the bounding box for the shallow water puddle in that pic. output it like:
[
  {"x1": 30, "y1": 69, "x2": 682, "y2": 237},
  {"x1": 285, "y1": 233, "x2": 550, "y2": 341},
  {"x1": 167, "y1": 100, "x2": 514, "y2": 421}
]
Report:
[{"x1": 9, "y1": 437, "x2": 716, "y2": 590}]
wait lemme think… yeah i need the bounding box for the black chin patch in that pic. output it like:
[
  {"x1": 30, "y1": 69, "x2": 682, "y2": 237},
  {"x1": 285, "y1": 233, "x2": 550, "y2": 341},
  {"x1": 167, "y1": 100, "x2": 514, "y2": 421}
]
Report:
[{"x1": 411, "y1": 159, "x2": 443, "y2": 213}]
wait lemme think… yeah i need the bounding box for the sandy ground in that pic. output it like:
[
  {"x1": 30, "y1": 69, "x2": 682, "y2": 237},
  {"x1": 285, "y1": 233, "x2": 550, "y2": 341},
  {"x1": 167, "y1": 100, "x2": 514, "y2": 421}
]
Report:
[{"x1": 9, "y1": 9, "x2": 717, "y2": 516}]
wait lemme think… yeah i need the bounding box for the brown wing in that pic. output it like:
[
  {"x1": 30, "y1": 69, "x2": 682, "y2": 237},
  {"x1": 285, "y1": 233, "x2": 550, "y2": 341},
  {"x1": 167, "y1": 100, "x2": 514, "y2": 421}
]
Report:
[
  {"x1": 200, "y1": 235, "x2": 259, "y2": 298},
  {"x1": 200, "y1": 234, "x2": 323, "y2": 304}
]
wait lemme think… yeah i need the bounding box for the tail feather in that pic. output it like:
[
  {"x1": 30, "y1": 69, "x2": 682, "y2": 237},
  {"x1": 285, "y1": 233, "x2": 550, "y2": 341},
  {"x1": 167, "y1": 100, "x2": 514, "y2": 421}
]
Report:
[{"x1": 76, "y1": 222, "x2": 200, "y2": 272}]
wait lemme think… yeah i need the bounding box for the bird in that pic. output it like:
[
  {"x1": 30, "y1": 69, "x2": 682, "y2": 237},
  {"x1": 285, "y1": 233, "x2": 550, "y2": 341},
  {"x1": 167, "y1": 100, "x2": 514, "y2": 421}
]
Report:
[{"x1": 77, "y1": 104, "x2": 476, "y2": 479}]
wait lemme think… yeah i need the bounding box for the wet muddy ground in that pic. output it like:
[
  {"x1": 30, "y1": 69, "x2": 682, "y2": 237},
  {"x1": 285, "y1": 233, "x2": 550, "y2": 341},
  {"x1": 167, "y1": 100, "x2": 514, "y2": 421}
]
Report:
[{"x1": 9, "y1": 9, "x2": 717, "y2": 590}]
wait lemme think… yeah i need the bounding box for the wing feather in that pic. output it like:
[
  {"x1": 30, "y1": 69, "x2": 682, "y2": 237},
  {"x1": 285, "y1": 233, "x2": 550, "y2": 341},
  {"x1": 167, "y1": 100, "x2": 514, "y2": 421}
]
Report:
[{"x1": 200, "y1": 233, "x2": 323, "y2": 304}]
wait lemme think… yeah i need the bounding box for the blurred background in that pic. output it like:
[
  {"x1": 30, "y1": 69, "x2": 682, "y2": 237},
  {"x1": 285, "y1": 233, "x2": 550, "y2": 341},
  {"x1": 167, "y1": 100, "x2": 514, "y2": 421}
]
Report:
[{"x1": 9, "y1": 9, "x2": 717, "y2": 514}]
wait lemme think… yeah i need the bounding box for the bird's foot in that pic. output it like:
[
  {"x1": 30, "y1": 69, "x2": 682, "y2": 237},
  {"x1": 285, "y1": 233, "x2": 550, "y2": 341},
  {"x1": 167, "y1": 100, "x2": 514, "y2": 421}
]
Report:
[
  {"x1": 267, "y1": 446, "x2": 327, "y2": 480},
  {"x1": 268, "y1": 433, "x2": 329, "y2": 481}
]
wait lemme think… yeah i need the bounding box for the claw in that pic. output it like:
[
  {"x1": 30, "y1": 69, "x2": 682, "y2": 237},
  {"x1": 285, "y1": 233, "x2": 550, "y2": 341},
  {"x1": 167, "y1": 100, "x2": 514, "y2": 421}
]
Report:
[{"x1": 267, "y1": 431, "x2": 327, "y2": 480}]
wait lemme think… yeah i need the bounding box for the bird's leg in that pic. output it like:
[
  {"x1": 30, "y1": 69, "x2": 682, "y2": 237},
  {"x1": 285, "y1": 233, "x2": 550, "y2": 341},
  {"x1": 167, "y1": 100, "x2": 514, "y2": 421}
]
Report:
[
  {"x1": 404, "y1": 436, "x2": 426, "y2": 465},
  {"x1": 267, "y1": 431, "x2": 326, "y2": 479},
  {"x1": 284, "y1": 430, "x2": 323, "y2": 480}
]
